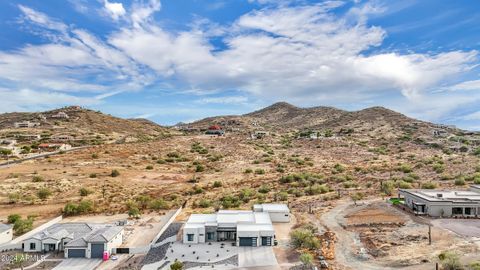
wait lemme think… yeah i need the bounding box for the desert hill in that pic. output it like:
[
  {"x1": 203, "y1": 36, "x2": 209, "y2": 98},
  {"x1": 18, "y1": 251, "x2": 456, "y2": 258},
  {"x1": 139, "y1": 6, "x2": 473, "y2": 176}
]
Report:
[{"x1": 0, "y1": 106, "x2": 172, "y2": 142}]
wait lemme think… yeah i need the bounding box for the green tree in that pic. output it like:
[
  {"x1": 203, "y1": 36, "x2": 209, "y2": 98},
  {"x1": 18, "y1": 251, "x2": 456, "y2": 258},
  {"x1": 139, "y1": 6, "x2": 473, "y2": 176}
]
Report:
[
  {"x1": 351, "y1": 192, "x2": 364, "y2": 206},
  {"x1": 7, "y1": 214, "x2": 21, "y2": 224}
]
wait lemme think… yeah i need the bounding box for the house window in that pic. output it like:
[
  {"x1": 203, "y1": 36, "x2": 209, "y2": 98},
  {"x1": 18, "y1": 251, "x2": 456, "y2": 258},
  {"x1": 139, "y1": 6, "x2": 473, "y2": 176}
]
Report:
[
  {"x1": 207, "y1": 232, "x2": 214, "y2": 240},
  {"x1": 187, "y1": 234, "x2": 194, "y2": 241},
  {"x1": 30, "y1": 243, "x2": 36, "y2": 250}
]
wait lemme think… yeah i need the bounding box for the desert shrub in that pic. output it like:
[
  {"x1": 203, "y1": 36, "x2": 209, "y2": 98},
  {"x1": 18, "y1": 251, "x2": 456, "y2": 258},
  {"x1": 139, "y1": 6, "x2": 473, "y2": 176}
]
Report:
[
  {"x1": 255, "y1": 168, "x2": 265, "y2": 175},
  {"x1": 258, "y1": 185, "x2": 271, "y2": 194},
  {"x1": 438, "y1": 251, "x2": 462, "y2": 270},
  {"x1": 397, "y1": 181, "x2": 412, "y2": 189},
  {"x1": 149, "y1": 199, "x2": 169, "y2": 210},
  {"x1": 170, "y1": 260, "x2": 184, "y2": 270},
  {"x1": 213, "y1": 181, "x2": 223, "y2": 188},
  {"x1": 433, "y1": 163, "x2": 445, "y2": 174},
  {"x1": 8, "y1": 193, "x2": 21, "y2": 203},
  {"x1": 64, "y1": 200, "x2": 93, "y2": 216},
  {"x1": 7, "y1": 214, "x2": 21, "y2": 224},
  {"x1": 136, "y1": 195, "x2": 152, "y2": 209},
  {"x1": 157, "y1": 159, "x2": 166, "y2": 164},
  {"x1": 89, "y1": 173, "x2": 97, "y2": 178},
  {"x1": 195, "y1": 164, "x2": 205, "y2": 172},
  {"x1": 77, "y1": 200, "x2": 93, "y2": 213},
  {"x1": 37, "y1": 188, "x2": 52, "y2": 200},
  {"x1": 422, "y1": 182, "x2": 437, "y2": 189},
  {"x1": 474, "y1": 148, "x2": 480, "y2": 156},
  {"x1": 244, "y1": 168, "x2": 253, "y2": 173},
  {"x1": 146, "y1": 165, "x2": 154, "y2": 170},
  {"x1": 110, "y1": 169, "x2": 120, "y2": 177},
  {"x1": 306, "y1": 184, "x2": 330, "y2": 195},
  {"x1": 79, "y1": 187, "x2": 92, "y2": 196},
  {"x1": 221, "y1": 195, "x2": 241, "y2": 208},
  {"x1": 192, "y1": 186, "x2": 204, "y2": 194},
  {"x1": 474, "y1": 178, "x2": 480, "y2": 185},
  {"x1": 167, "y1": 152, "x2": 180, "y2": 158},
  {"x1": 454, "y1": 178, "x2": 466, "y2": 186},
  {"x1": 333, "y1": 163, "x2": 345, "y2": 173},
  {"x1": 91, "y1": 153, "x2": 99, "y2": 159},
  {"x1": 198, "y1": 199, "x2": 212, "y2": 208},
  {"x1": 128, "y1": 207, "x2": 141, "y2": 218},
  {"x1": 343, "y1": 181, "x2": 357, "y2": 189},
  {"x1": 32, "y1": 176, "x2": 44, "y2": 182},
  {"x1": 276, "y1": 191, "x2": 289, "y2": 201},
  {"x1": 381, "y1": 181, "x2": 395, "y2": 195},
  {"x1": 12, "y1": 216, "x2": 34, "y2": 235},
  {"x1": 300, "y1": 253, "x2": 313, "y2": 267},
  {"x1": 290, "y1": 226, "x2": 320, "y2": 250},
  {"x1": 398, "y1": 164, "x2": 413, "y2": 173},
  {"x1": 239, "y1": 188, "x2": 256, "y2": 203}
]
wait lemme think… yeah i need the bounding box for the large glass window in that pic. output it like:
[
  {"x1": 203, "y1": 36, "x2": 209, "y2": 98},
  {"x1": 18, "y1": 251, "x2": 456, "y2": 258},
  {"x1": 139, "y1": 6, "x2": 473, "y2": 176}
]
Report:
[
  {"x1": 452, "y1": 207, "x2": 463, "y2": 215},
  {"x1": 187, "y1": 234, "x2": 194, "y2": 241}
]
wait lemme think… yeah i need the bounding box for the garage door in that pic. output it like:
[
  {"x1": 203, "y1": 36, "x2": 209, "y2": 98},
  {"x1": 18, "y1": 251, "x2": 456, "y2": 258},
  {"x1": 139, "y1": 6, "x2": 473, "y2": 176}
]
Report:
[
  {"x1": 68, "y1": 249, "x2": 86, "y2": 258},
  {"x1": 239, "y1": 237, "x2": 257, "y2": 247},
  {"x1": 261, "y1": 237, "x2": 272, "y2": 246},
  {"x1": 91, "y1": 244, "x2": 105, "y2": 258}
]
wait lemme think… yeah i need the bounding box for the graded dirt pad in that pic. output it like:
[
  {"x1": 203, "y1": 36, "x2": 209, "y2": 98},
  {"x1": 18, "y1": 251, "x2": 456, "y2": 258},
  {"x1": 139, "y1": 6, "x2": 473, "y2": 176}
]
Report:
[{"x1": 344, "y1": 204, "x2": 406, "y2": 227}]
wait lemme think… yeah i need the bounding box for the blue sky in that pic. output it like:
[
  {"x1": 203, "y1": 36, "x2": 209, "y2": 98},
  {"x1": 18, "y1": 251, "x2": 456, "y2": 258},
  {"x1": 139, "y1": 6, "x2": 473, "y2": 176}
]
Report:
[{"x1": 0, "y1": 0, "x2": 479, "y2": 129}]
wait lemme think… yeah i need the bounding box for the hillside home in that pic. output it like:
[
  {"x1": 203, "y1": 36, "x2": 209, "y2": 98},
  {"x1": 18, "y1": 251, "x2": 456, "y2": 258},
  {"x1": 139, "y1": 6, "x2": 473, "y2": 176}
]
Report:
[
  {"x1": 399, "y1": 186, "x2": 480, "y2": 217},
  {"x1": 0, "y1": 224, "x2": 13, "y2": 245},
  {"x1": 183, "y1": 204, "x2": 289, "y2": 247},
  {"x1": 205, "y1": 125, "x2": 225, "y2": 136},
  {"x1": 39, "y1": 143, "x2": 72, "y2": 151},
  {"x1": 22, "y1": 223, "x2": 123, "y2": 258},
  {"x1": 253, "y1": 204, "x2": 291, "y2": 222},
  {"x1": 51, "y1": 112, "x2": 69, "y2": 119},
  {"x1": 14, "y1": 121, "x2": 40, "y2": 128},
  {"x1": 432, "y1": 129, "x2": 449, "y2": 137}
]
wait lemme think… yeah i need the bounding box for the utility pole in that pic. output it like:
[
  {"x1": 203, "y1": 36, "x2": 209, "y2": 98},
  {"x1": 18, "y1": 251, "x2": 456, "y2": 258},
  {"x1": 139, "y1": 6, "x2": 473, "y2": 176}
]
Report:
[{"x1": 428, "y1": 225, "x2": 432, "y2": 245}]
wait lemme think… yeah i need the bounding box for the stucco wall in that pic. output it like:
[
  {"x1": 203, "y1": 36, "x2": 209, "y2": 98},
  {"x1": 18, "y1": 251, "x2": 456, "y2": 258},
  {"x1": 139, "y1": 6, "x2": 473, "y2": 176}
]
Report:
[
  {"x1": 23, "y1": 238, "x2": 42, "y2": 252},
  {"x1": 0, "y1": 228, "x2": 13, "y2": 245}
]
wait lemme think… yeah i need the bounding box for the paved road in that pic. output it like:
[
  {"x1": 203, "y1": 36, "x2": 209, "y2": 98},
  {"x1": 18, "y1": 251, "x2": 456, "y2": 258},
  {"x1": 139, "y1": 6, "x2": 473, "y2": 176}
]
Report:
[
  {"x1": 0, "y1": 146, "x2": 89, "y2": 168},
  {"x1": 53, "y1": 258, "x2": 101, "y2": 270}
]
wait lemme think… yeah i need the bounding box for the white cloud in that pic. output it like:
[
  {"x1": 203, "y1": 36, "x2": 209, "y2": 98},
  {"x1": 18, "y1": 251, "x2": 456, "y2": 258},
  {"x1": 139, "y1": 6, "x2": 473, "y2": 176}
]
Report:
[
  {"x1": 18, "y1": 5, "x2": 68, "y2": 33},
  {"x1": 0, "y1": 88, "x2": 100, "y2": 112},
  {"x1": 462, "y1": 111, "x2": 480, "y2": 121},
  {"x1": 103, "y1": 0, "x2": 126, "y2": 20},
  {"x1": 447, "y1": 79, "x2": 480, "y2": 91},
  {"x1": 195, "y1": 96, "x2": 248, "y2": 105}
]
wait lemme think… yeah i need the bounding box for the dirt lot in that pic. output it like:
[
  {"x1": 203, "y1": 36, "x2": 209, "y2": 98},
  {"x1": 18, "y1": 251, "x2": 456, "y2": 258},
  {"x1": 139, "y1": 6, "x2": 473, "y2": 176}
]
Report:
[{"x1": 332, "y1": 200, "x2": 480, "y2": 269}]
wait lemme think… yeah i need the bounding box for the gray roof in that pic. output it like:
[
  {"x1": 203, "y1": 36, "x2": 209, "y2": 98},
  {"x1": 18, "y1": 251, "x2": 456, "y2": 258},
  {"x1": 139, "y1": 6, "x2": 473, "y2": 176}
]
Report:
[
  {"x1": 0, "y1": 223, "x2": 12, "y2": 233},
  {"x1": 26, "y1": 223, "x2": 123, "y2": 247}
]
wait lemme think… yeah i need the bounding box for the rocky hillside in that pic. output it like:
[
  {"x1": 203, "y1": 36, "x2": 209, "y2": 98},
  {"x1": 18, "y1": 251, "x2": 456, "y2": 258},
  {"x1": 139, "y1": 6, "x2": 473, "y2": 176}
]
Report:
[
  {"x1": 184, "y1": 102, "x2": 455, "y2": 136},
  {"x1": 0, "y1": 106, "x2": 172, "y2": 141}
]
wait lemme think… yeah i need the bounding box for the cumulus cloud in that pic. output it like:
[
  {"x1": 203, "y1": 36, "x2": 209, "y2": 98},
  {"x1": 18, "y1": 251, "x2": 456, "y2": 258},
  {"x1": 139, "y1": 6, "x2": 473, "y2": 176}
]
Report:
[{"x1": 103, "y1": 0, "x2": 126, "y2": 20}]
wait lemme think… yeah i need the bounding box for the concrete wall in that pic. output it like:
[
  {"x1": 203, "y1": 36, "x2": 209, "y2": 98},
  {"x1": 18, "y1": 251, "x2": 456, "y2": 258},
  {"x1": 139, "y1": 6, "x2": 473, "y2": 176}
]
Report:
[
  {"x1": 401, "y1": 191, "x2": 479, "y2": 217},
  {"x1": 0, "y1": 228, "x2": 13, "y2": 245},
  {"x1": 106, "y1": 231, "x2": 124, "y2": 254},
  {"x1": 267, "y1": 212, "x2": 290, "y2": 223},
  {"x1": 183, "y1": 227, "x2": 205, "y2": 244}
]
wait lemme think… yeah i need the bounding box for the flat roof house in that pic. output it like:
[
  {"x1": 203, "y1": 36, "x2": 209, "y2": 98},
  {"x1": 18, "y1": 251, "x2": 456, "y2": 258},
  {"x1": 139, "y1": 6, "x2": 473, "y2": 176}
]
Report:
[
  {"x1": 22, "y1": 223, "x2": 123, "y2": 259},
  {"x1": 253, "y1": 203, "x2": 290, "y2": 223},
  {"x1": 399, "y1": 186, "x2": 480, "y2": 217},
  {"x1": 0, "y1": 224, "x2": 13, "y2": 245},
  {"x1": 183, "y1": 204, "x2": 289, "y2": 247}
]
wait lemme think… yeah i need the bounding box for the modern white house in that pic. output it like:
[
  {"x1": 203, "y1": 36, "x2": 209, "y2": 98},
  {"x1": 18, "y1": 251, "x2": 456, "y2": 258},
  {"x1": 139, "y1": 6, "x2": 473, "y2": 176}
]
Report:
[
  {"x1": 14, "y1": 121, "x2": 40, "y2": 128},
  {"x1": 253, "y1": 203, "x2": 291, "y2": 223},
  {"x1": 399, "y1": 186, "x2": 480, "y2": 217},
  {"x1": 0, "y1": 224, "x2": 13, "y2": 245},
  {"x1": 183, "y1": 204, "x2": 289, "y2": 247},
  {"x1": 22, "y1": 223, "x2": 123, "y2": 258}
]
